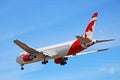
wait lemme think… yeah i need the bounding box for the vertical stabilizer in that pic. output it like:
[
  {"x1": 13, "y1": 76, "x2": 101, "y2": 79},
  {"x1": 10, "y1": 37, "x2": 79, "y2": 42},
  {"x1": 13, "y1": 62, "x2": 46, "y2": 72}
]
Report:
[{"x1": 83, "y1": 12, "x2": 98, "y2": 40}]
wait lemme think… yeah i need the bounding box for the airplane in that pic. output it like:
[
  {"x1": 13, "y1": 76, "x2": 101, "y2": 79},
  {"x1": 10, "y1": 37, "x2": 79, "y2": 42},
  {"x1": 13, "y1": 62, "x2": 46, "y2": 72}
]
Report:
[{"x1": 14, "y1": 12, "x2": 114, "y2": 70}]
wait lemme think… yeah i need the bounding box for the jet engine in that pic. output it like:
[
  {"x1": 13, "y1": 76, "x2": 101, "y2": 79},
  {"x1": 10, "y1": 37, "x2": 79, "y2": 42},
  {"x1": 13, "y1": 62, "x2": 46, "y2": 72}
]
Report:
[
  {"x1": 22, "y1": 53, "x2": 36, "y2": 62},
  {"x1": 54, "y1": 57, "x2": 68, "y2": 65}
]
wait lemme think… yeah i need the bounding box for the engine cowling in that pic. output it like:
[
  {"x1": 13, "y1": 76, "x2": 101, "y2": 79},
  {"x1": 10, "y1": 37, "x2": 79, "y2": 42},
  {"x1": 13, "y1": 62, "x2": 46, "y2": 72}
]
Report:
[
  {"x1": 22, "y1": 53, "x2": 36, "y2": 62},
  {"x1": 54, "y1": 57, "x2": 68, "y2": 65},
  {"x1": 54, "y1": 58, "x2": 61, "y2": 64}
]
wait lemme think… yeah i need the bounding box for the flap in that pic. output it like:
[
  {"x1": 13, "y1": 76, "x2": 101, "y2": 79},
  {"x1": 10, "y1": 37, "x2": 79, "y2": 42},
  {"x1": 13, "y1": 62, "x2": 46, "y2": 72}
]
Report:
[{"x1": 43, "y1": 51, "x2": 58, "y2": 57}]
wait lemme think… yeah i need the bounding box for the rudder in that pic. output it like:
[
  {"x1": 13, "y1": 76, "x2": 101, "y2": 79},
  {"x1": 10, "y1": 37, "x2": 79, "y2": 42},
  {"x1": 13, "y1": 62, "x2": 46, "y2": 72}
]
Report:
[{"x1": 83, "y1": 12, "x2": 98, "y2": 40}]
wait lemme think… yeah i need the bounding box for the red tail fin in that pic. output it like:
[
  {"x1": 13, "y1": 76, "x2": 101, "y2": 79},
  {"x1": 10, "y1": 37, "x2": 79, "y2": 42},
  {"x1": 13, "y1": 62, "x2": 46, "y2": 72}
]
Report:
[{"x1": 83, "y1": 12, "x2": 98, "y2": 40}]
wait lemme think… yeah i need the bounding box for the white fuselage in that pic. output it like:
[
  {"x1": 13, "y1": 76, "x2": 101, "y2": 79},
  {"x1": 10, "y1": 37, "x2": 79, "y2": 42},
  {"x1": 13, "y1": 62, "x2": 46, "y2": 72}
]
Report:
[{"x1": 16, "y1": 39, "x2": 95, "y2": 64}]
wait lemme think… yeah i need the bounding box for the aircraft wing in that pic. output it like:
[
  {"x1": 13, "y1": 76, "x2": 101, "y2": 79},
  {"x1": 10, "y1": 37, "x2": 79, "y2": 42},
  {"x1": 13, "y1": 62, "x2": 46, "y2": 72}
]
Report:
[
  {"x1": 14, "y1": 40, "x2": 43, "y2": 55},
  {"x1": 43, "y1": 51, "x2": 58, "y2": 57},
  {"x1": 14, "y1": 40, "x2": 55, "y2": 58},
  {"x1": 65, "y1": 48, "x2": 109, "y2": 58}
]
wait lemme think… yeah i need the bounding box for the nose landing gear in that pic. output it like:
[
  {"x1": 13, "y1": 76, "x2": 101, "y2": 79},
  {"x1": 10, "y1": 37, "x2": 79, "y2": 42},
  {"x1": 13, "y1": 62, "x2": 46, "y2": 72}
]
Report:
[{"x1": 20, "y1": 64, "x2": 24, "y2": 70}]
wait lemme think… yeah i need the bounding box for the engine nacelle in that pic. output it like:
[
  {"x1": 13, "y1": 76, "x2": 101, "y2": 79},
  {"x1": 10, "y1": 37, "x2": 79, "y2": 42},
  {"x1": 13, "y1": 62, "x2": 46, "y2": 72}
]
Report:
[
  {"x1": 54, "y1": 57, "x2": 68, "y2": 65},
  {"x1": 22, "y1": 53, "x2": 36, "y2": 62},
  {"x1": 54, "y1": 58, "x2": 61, "y2": 64}
]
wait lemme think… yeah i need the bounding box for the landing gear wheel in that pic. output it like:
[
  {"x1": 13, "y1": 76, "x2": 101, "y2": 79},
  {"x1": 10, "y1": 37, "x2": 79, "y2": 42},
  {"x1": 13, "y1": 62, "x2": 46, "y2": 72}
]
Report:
[
  {"x1": 65, "y1": 58, "x2": 68, "y2": 60},
  {"x1": 60, "y1": 61, "x2": 67, "y2": 66},
  {"x1": 60, "y1": 57, "x2": 68, "y2": 66},
  {"x1": 42, "y1": 60, "x2": 48, "y2": 64},
  {"x1": 20, "y1": 64, "x2": 24, "y2": 70},
  {"x1": 42, "y1": 55, "x2": 48, "y2": 64},
  {"x1": 21, "y1": 67, "x2": 24, "y2": 70}
]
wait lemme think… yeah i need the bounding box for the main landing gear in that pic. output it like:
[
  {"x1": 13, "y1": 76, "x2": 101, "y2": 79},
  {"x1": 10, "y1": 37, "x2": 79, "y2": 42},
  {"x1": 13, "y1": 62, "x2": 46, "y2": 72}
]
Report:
[
  {"x1": 42, "y1": 60, "x2": 48, "y2": 64},
  {"x1": 60, "y1": 57, "x2": 68, "y2": 66},
  {"x1": 41, "y1": 55, "x2": 48, "y2": 64}
]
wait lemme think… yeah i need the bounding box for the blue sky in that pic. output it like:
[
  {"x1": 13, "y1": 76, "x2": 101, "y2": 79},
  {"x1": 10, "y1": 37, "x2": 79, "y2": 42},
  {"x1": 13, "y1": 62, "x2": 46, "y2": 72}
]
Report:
[{"x1": 0, "y1": 0, "x2": 120, "y2": 80}]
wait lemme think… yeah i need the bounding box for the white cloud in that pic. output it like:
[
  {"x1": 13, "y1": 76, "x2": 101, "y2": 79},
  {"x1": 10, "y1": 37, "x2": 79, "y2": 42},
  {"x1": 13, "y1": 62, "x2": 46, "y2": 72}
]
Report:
[{"x1": 99, "y1": 65, "x2": 120, "y2": 74}]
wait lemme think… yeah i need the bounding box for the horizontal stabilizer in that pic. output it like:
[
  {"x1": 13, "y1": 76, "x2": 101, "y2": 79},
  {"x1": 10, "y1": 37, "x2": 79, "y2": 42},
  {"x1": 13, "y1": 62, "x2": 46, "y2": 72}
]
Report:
[
  {"x1": 96, "y1": 39, "x2": 115, "y2": 43},
  {"x1": 66, "y1": 48, "x2": 109, "y2": 58}
]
